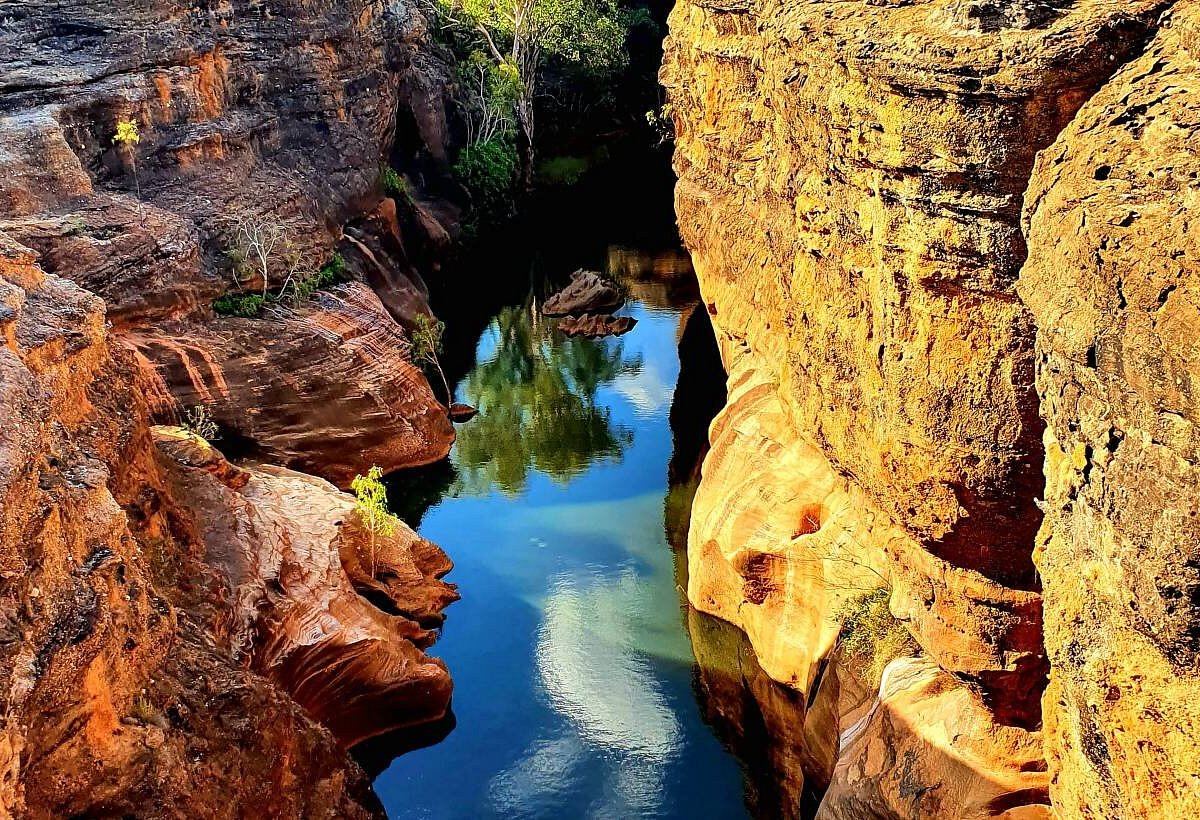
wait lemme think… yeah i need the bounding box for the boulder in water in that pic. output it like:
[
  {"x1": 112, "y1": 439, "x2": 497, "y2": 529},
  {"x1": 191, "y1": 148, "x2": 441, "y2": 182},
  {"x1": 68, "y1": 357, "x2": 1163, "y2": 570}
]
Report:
[{"x1": 542, "y1": 269, "x2": 624, "y2": 316}]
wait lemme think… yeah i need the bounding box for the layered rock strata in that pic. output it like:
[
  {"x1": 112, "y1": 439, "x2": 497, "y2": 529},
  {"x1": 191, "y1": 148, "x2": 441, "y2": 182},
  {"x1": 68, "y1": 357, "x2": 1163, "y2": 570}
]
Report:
[
  {"x1": 0, "y1": 0, "x2": 458, "y2": 482},
  {"x1": 0, "y1": 235, "x2": 455, "y2": 817},
  {"x1": 664, "y1": 0, "x2": 1188, "y2": 815}
]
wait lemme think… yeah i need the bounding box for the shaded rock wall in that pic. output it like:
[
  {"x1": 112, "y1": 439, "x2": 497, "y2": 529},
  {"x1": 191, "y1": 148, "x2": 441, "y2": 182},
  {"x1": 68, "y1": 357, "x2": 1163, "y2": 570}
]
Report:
[
  {"x1": 0, "y1": 0, "x2": 458, "y2": 483},
  {"x1": 664, "y1": 0, "x2": 1195, "y2": 815},
  {"x1": 0, "y1": 235, "x2": 456, "y2": 817}
]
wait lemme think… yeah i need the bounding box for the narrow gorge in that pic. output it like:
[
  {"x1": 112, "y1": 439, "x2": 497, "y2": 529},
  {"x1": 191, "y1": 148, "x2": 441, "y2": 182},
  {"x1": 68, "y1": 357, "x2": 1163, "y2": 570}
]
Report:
[{"x1": 0, "y1": 0, "x2": 1197, "y2": 818}]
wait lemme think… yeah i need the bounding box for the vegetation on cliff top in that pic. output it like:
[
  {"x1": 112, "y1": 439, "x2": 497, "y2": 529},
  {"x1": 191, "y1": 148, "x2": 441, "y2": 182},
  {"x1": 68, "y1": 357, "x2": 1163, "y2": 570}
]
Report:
[{"x1": 422, "y1": 0, "x2": 660, "y2": 228}]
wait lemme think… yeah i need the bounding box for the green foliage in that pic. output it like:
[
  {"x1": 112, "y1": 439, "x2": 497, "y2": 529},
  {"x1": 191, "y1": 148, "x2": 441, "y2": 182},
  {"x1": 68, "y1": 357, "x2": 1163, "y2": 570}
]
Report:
[
  {"x1": 645, "y1": 103, "x2": 675, "y2": 145},
  {"x1": 410, "y1": 313, "x2": 452, "y2": 406},
  {"x1": 351, "y1": 466, "x2": 401, "y2": 576},
  {"x1": 535, "y1": 155, "x2": 590, "y2": 187},
  {"x1": 181, "y1": 405, "x2": 220, "y2": 440},
  {"x1": 213, "y1": 253, "x2": 347, "y2": 316},
  {"x1": 430, "y1": 0, "x2": 648, "y2": 162},
  {"x1": 212, "y1": 292, "x2": 267, "y2": 318},
  {"x1": 834, "y1": 587, "x2": 919, "y2": 688},
  {"x1": 112, "y1": 118, "x2": 144, "y2": 214},
  {"x1": 452, "y1": 303, "x2": 639, "y2": 496},
  {"x1": 410, "y1": 313, "x2": 445, "y2": 366},
  {"x1": 287, "y1": 253, "x2": 348, "y2": 304},
  {"x1": 351, "y1": 466, "x2": 399, "y2": 536},
  {"x1": 454, "y1": 51, "x2": 523, "y2": 145},
  {"x1": 381, "y1": 166, "x2": 411, "y2": 202},
  {"x1": 452, "y1": 135, "x2": 519, "y2": 222},
  {"x1": 451, "y1": 0, "x2": 631, "y2": 78}
]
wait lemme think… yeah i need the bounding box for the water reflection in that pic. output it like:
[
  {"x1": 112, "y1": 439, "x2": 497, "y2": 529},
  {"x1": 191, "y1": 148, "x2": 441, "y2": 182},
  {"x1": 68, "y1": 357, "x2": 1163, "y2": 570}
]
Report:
[
  {"x1": 453, "y1": 302, "x2": 642, "y2": 497},
  {"x1": 688, "y1": 611, "x2": 827, "y2": 820},
  {"x1": 374, "y1": 277, "x2": 752, "y2": 820}
]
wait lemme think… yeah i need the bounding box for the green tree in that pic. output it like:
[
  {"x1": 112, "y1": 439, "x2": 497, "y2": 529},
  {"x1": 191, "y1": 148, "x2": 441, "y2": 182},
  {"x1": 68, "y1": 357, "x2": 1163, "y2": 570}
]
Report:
[
  {"x1": 427, "y1": 0, "x2": 635, "y2": 176},
  {"x1": 411, "y1": 313, "x2": 452, "y2": 408},
  {"x1": 351, "y1": 466, "x2": 400, "y2": 577}
]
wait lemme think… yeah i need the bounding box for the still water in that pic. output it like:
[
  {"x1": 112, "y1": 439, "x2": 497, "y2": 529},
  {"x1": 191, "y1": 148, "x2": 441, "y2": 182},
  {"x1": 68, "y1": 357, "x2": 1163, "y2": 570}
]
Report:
[{"x1": 366, "y1": 169, "x2": 781, "y2": 815}]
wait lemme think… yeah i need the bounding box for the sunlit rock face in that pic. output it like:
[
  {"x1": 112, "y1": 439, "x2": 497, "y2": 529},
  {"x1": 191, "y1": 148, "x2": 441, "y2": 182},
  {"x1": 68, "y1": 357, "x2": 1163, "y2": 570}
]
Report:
[
  {"x1": 686, "y1": 353, "x2": 896, "y2": 692},
  {"x1": 0, "y1": 0, "x2": 456, "y2": 482},
  {"x1": 1, "y1": 234, "x2": 442, "y2": 818},
  {"x1": 663, "y1": 0, "x2": 1180, "y2": 814},
  {"x1": 154, "y1": 429, "x2": 457, "y2": 748},
  {"x1": 1019, "y1": 6, "x2": 1200, "y2": 816},
  {"x1": 819, "y1": 658, "x2": 1050, "y2": 820}
]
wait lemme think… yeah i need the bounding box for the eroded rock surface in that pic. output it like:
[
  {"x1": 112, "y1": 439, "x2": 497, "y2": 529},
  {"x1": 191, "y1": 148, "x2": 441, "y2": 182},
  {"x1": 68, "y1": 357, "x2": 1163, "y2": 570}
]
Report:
[
  {"x1": 155, "y1": 429, "x2": 457, "y2": 748},
  {"x1": 663, "y1": 0, "x2": 1185, "y2": 815},
  {"x1": 1020, "y1": 4, "x2": 1200, "y2": 816},
  {"x1": 2, "y1": 235, "x2": 457, "y2": 817},
  {"x1": 131, "y1": 282, "x2": 454, "y2": 487},
  {"x1": 820, "y1": 658, "x2": 1050, "y2": 820},
  {"x1": 0, "y1": 0, "x2": 457, "y2": 482}
]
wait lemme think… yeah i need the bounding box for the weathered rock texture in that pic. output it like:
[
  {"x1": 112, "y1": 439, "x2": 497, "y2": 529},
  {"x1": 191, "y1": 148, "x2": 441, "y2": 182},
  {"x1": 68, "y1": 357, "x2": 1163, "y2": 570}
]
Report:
[
  {"x1": 0, "y1": 0, "x2": 458, "y2": 482},
  {"x1": 542, "y1": 269, "x2": 625, "y2": 317},
  {"x1": 0, "y1": 235, "x2": 455, "y2": 817},
  {"x1": 131, "y1": 282, "x2": 453, "y2": 487},
  {"x1": 1020, "y1": 4, "x2": 1200, "y2": 816},
  {"x1": 664, "y1": 0, "x2": 1194, "y2": 815}
]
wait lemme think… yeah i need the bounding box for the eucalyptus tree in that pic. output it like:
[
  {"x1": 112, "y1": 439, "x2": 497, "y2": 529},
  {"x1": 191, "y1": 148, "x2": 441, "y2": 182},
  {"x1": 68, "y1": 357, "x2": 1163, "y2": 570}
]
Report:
[{"x1": 426, "y1": 0, "x2": 634, "y2": 174}]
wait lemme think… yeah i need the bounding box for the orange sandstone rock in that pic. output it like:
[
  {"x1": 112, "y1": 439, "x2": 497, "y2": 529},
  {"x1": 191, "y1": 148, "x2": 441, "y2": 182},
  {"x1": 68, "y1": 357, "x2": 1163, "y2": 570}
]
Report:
[
  {"x1": 663, "y1": 0, "x2": 1176, "y2": 814},
  {"x1": 1020, "y1": 4, "x2": 1200, "y2": 816},
  {"x1": 1, "y1": 233, "x2": 404, "y2": 818}
]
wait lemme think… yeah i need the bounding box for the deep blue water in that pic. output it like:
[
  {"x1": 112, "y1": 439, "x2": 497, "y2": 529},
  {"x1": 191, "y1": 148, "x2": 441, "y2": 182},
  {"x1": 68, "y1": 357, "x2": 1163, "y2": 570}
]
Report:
[{"x1": 372, "y1": 262, "x2": 754, "y2": 819}]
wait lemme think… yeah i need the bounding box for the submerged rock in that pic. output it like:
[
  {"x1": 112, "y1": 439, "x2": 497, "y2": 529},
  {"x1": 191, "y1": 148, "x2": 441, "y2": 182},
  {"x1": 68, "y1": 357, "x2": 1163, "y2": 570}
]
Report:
[{"x1": 542, "y1": 270, "x2": 625, "y2": 317}]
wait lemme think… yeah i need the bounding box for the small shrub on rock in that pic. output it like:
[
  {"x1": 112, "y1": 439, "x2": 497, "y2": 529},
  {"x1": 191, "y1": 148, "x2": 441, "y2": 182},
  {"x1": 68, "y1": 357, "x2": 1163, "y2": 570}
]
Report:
[{"x1": 835, "y1": 586, "x2": 919, "y2": 688}]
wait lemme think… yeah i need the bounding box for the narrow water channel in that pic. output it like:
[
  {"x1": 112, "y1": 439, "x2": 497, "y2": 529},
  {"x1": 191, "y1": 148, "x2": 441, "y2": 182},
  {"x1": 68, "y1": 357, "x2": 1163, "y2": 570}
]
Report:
[{"x1": 367, "y1": 149, "x2": 810, "y2": 819}]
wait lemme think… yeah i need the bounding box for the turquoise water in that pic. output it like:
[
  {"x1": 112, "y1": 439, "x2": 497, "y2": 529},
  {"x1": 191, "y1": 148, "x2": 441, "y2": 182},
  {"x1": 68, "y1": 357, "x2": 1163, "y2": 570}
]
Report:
[{"x1": 372, "y1": 265, "x2": 755, "y2": 818}]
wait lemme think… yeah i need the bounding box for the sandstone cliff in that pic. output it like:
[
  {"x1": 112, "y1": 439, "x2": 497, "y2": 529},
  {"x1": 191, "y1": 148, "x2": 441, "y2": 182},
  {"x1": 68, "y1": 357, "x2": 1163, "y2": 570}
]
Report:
[
  {"x1": 0, "y1": 0, "x2": 458, "y2": 483},
  {"x1": 0, "y1": 1, "x2": 468, "y2": 814},
  {"x1": 0, "y1": 233, "x2": 456, "y2": 818},
  {"x1": 1021, "y1": 6, "x2": 1200, "y2": 814},
  {"x1": 664, "y1": 0, "x2": 1197, "y2": 815}
]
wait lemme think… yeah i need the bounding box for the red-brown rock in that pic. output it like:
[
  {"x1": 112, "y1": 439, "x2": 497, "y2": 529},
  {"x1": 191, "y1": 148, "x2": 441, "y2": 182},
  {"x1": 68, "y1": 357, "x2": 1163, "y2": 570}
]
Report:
[
  {"x1": 542, "y1": 270, "x2": 625, "y2": 317},
  {"x1": 1, "y1": 233, "x2": 412, "y2": 818}
]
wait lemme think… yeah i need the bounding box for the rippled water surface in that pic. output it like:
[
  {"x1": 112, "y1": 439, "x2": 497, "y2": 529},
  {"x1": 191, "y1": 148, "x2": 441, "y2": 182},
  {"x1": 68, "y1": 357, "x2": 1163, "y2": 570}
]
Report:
[{"x1": 370, "y1": 190, "x2": 763, "y2": 816}]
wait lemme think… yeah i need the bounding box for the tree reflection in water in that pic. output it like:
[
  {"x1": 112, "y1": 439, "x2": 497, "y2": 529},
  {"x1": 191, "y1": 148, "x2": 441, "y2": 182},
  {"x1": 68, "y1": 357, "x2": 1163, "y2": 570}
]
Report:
[{"x1": 452, "y1": 300, "x2": 643, "y2": 497}]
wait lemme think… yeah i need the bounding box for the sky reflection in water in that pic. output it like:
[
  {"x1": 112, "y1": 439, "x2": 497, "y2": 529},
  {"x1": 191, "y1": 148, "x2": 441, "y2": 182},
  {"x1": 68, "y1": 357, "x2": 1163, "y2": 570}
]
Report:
[{"x1": 374, "y1": 276, "x2": 751, "y2": 819}]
